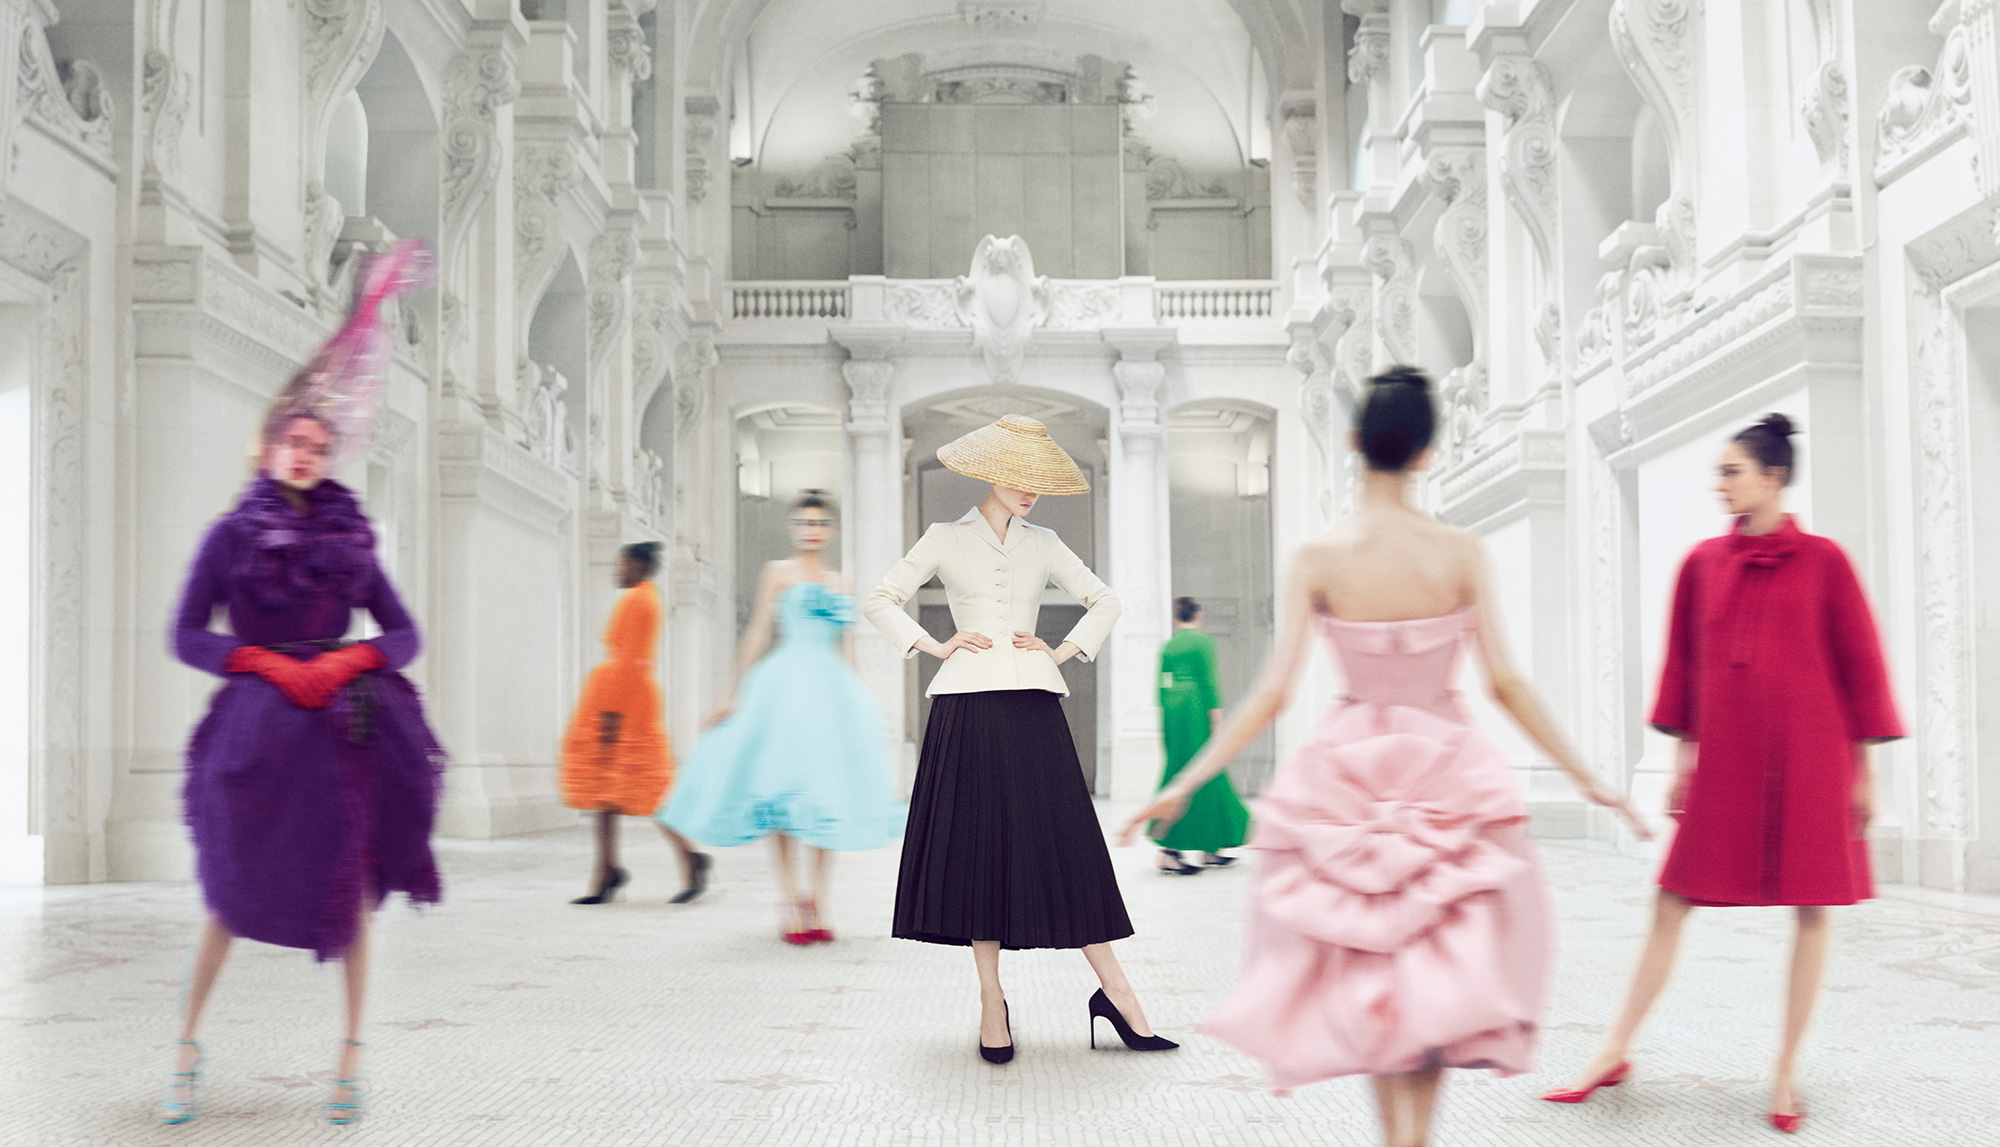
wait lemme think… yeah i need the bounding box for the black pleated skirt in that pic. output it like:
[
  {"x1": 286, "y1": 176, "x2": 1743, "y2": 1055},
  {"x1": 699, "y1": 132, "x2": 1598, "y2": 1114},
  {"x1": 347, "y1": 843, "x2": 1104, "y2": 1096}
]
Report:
[{"x1": 893, "y1": 690, "x2": 1134, "y2": 950}]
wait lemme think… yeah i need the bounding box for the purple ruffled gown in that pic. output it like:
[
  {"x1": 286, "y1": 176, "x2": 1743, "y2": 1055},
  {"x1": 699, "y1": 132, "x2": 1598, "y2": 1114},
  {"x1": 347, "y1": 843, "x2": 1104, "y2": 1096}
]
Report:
[{"x1": 174, "y1": 476, "x2": 445, "y2": 959}]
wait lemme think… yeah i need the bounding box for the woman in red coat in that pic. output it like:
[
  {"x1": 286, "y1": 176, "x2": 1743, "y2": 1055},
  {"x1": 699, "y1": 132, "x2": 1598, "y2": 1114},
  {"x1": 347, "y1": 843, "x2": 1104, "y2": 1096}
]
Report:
[{"x1": 1545, "y1": 415, "x2": 1901, "y2": 1134}]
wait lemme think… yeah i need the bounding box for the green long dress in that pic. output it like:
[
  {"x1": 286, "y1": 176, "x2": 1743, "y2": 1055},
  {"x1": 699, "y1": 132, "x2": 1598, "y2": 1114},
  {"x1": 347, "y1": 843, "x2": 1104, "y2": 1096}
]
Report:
[{"x1": 1152, "y1": 628, "x2": 1250, "y2": 852}]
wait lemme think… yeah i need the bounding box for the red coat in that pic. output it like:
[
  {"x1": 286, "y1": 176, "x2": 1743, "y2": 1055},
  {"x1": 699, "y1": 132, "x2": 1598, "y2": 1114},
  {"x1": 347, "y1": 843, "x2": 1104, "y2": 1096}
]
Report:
[{"x1": 1651, "y1": 516, "x2": 1903, "y2": 906}]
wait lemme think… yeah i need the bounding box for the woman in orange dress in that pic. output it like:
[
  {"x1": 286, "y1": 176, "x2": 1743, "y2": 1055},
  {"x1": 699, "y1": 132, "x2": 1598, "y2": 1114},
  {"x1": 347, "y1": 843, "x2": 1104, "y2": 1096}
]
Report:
[{"x1": 560, "y1": 542, "x2": 709, "y2": 904}]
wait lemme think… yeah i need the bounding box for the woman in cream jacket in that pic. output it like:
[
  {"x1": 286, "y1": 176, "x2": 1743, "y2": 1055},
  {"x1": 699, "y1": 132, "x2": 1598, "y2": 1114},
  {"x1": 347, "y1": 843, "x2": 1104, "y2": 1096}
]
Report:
[{"x1": 866, "y1": 415, "x2": 1177, "y2": 1064}]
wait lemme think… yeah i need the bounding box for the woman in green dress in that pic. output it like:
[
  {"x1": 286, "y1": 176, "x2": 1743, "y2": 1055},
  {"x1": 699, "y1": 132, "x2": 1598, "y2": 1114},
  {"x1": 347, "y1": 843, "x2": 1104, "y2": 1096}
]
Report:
[{"x1": 1152, "y1": 598, "x2": 1250, "y2": 874}]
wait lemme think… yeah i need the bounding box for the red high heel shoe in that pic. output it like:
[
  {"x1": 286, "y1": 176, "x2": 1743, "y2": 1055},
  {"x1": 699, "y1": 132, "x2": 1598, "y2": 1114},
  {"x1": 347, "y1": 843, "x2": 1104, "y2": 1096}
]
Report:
[
  {"x1": 1539, "y1": 1061, "x2": 1631, "y2": 1103},
  {"x1": 1769, "y1": 1092, "x2": 1805, "y2": 1134}
]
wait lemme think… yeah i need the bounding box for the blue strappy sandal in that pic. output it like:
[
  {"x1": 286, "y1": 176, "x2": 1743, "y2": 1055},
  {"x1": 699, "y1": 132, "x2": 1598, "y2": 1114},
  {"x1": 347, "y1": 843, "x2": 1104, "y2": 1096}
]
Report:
[
  {"x1": 156, "y1": 1039, "x2": 202, "y2": 1125},
  {"x1": 326, "y1": 1039, "x2": 364, "y2": 1125}
]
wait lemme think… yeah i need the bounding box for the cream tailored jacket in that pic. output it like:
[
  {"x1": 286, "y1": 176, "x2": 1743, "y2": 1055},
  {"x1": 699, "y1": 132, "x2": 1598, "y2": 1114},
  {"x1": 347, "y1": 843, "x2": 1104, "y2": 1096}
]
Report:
[{"x1": 864, "y1": 508, "x2": 1121, "y2": 697}]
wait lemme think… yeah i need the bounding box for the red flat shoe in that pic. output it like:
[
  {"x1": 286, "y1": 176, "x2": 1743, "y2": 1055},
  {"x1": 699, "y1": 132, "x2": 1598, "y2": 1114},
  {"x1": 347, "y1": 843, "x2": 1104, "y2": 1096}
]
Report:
[
  {"x1": 782, "y1": 930, "x2": 814, "y2": 945},
  {"x1": 1539, "y1": 1061, "x2": 1631, "y2": 1103},
  {"x1": 1770, "y1": 1112, "x2": 1802, "y2": 1134},
  {"x1": 806, "y1": 928, "x2": 834, "y2": 943}
]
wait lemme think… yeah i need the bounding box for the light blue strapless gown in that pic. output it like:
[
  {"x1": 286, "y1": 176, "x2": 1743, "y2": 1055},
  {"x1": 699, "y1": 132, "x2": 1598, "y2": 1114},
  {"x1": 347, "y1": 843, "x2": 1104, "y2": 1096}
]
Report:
[{"x1": 656, "y1": 582, "x2": 905, "y2": 851}]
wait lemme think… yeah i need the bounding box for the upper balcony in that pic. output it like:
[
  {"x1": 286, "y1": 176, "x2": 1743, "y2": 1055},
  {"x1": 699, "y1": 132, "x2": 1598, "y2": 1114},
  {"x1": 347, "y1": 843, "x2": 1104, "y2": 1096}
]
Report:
[{"x1": 720, "y1": 277, "x2": 1285, "y2": 348}]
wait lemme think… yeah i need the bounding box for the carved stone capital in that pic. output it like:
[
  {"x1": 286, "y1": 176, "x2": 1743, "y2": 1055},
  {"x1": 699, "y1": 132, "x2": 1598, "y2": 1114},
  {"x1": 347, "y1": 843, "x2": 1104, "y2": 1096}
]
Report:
[
  {"x1": 1112, "y1": 359, "x2": 1166, "y2": 428},
  {"x1": 842, "y1": 359, "x2": 896, "y2": 427}
]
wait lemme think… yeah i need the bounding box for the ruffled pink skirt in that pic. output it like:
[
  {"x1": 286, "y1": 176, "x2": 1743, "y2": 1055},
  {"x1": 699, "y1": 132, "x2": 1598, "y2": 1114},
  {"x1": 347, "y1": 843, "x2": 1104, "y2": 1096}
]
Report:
[{"x1": 1203, "y1": 701, "x2": 1550, "y2": 1091}]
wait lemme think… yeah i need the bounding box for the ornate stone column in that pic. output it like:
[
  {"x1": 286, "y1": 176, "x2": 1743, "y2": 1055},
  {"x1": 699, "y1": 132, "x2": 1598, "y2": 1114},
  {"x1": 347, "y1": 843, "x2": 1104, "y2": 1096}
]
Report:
[
  {"x1": 832, "y1": 325, "x2": 909, "y2": 788},
  {"x1": 1103, "y1": 328, "x2": 1175, "y2": 800},
  {"x1": 666, "y1": 329, "x2": 723, "y2": 742}
]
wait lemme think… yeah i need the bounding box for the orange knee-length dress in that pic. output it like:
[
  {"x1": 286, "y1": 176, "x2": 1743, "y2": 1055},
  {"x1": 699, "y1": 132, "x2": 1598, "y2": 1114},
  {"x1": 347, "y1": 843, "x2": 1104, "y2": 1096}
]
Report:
[{"x1": 560, "y1": 581, "x2": 674, "y2": 815}]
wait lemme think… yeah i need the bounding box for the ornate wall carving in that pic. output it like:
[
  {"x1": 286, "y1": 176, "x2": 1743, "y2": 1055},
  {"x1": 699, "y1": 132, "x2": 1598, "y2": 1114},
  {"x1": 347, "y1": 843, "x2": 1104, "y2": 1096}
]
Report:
[
  {"x1": 142, "y1": 0, "x2": 192, "y2": 180},
  {"x1": 299, "y1": 0, "x2": 387, "y2": 289},
  {"x1": 1876, "y1": 23, "x2": 1974, "y2": 184},
  {"x1": 1903, "y1": 204, "x2": 2000, "y2": 837},
  {"x1": 16, "y1": 18, "x2": 114, "y2": 164},
  {"x1": 684, "y1": 95, "x2": 719, "y2": 204},
  {"x1": 955, "y1": 235, "x2": 1047, "y2": 384},
  {"x1": 1344, "y1": 1, "x2": 1391, "y2": 85},
  {"x1": 514, "y1": 142, "x2": 580, "y2": 322},
  {"x1": 1801, "y1": 60, "x2": 1850, "y2": 177},
  {"x1": 439, "y1": 39, "x2": 520, "y2": 334},
  {"x1": 588, "y1": 228, "x2": 640, "y2": 366},
  {"x1": 1610, "y1": 0, "x2": 1700, "y2": 282},
  {"x1": 1476, "y1": 54, "x2": 1557, "y2": 280},
  {"x1": 1362, "y1": 232, "x2": 1417, "y2": 366}
]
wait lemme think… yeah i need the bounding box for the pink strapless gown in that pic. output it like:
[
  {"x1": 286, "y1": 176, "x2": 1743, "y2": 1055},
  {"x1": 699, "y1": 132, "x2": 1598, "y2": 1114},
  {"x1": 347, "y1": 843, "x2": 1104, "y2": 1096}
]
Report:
[{"x1": 1202, "y1": 608, "x2": 1550, "y2": 1091}]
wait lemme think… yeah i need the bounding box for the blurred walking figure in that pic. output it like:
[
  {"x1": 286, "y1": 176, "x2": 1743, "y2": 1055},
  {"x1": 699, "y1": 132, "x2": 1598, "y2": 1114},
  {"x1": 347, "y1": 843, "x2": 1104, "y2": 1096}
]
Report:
[
  {"x1": 161, "y1": 241, "x2": 441, "y2": 1127},
  {"x1": 656, "y1": 491, "x2": 902, "y2": 944},
  {"x1": 1150, "y1": 597, "x2": 1249, "y2": 875},
  {"x1": 867, "y1": 416, "x2": 1175, "y2": 1065},
  {"x1": 1544, "y1": 415, "x2": 1902, "y2": 1135},
  {"x1": 1122, "y1": 368, "x2": 1647, "y2": 1147},
  {"x1": 561, "y1": 541, "x2": 708, "y2": 905}
]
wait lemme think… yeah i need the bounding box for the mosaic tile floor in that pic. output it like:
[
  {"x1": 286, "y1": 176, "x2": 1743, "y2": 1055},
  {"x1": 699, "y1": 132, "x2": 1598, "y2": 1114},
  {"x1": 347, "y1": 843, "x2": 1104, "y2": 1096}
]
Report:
[{"x1": 5, "y1": 809, "x2": 1997, "y2": 1146}]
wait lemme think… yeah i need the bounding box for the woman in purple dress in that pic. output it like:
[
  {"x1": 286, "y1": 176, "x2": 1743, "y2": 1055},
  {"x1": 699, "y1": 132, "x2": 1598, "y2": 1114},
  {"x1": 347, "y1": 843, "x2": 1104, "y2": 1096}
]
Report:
[{"x1": 157, "y1": 241, "x2": 441, "y2": 1128}]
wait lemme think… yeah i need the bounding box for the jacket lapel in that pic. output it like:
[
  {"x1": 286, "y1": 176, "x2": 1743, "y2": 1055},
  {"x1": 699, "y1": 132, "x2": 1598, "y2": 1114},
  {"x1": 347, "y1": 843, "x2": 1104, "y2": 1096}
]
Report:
[{"x1": 957, "y1": 507, "x2": 1015, "y2": 555}]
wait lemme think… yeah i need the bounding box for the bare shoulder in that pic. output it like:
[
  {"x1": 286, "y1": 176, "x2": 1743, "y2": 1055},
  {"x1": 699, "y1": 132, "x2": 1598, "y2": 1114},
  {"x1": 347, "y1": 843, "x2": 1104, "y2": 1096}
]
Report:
[{"x1": 762, "y1": 558, "x2": 804, "y2": 591}]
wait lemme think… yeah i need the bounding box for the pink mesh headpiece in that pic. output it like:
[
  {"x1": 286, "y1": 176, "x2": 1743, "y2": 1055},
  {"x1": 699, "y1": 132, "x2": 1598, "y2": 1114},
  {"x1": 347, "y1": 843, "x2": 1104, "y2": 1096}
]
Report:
[{"x1": 261, "y1": 238, "x2": 434, "y2": 469}]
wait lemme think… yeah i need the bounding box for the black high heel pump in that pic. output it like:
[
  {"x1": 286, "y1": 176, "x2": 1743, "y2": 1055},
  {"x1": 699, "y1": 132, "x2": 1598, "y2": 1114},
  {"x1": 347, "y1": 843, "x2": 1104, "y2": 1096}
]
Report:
[
  {"x1": 670, "y1": 853, "x2": 712, "y2": 904},
  {"x1": 1088, "y1": 989, "x2": 1179, "y2": 1051},
  {"x1": 979, "y1": 1002, "x2": 1014, "y2": 1064},
  {"x1": 570, "y1": 866, "x2": 628, "y2": 905}
]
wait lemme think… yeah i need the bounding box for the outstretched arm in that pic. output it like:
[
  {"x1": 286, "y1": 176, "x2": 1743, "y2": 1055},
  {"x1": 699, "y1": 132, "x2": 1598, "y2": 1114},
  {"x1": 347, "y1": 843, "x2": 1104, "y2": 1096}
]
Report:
[
  {"x1": 1118, "y1": 550, "x2": 1317, "y2": 844},
  {"x1": 717, "y1": 562, "x2": 784, "y2": 712},
  {"x1": 1466, "y1": 545, "x2": 1652, "y2": 841}
]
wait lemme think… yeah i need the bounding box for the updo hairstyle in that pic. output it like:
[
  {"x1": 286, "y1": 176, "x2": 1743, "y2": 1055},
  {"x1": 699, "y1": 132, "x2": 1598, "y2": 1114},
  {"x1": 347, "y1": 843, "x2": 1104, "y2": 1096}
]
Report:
[
  {"x1": 790, "y1": 489, "x2": 839, "y2": 520},
  {"x1": 1731, "y1": 414, "x2": 1797, "y2": 486},
  {"x1": 1355, "y1": 366, "x2": 1436, "y2": 472},
  {"x1": 1173, "y1": 596, "x2": 1201, "y2": 624},
  {"x1": 621, "y1": 541, "x2": 662, "y2": 580}
]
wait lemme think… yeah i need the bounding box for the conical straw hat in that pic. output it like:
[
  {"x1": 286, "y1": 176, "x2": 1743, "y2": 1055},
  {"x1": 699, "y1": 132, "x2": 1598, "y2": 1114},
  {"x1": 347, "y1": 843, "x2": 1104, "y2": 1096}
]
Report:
[{"x1": 937, "y1": 415, "x2": 1090, "y2": 495}]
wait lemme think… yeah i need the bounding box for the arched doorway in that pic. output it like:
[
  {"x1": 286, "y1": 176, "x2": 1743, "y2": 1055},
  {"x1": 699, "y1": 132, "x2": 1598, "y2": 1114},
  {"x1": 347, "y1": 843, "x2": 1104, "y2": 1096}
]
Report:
[
  {"x1": 733, "y1": 402, "x2": 844, "y2": 632},
  {"x1": 900, "y1": 388, "x2": 1110, "y2": 790},
  {"x1": 1166, "y1": 400, "x2": 1276, "y2": 792}
]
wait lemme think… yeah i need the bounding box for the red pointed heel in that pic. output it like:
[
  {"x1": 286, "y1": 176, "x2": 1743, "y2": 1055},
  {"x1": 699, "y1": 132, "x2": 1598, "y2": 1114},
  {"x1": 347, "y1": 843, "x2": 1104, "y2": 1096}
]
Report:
[
  {"x1": 1539, "y1": 1060, "x2": 1631, "y2": 1104},
  {"x1": 1770, "y1": 1112, "x2": 1802, "y2": 1134}
]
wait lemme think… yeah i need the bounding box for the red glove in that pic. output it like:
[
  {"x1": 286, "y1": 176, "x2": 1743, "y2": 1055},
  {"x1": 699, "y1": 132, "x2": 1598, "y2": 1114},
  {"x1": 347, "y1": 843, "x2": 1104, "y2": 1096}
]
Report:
[
  {"x1": 302, "y1": 642, "x2": 387, "y2": 697},
  {"x1": 225, "y1": 646, "x2": 335, "y2": 710}
]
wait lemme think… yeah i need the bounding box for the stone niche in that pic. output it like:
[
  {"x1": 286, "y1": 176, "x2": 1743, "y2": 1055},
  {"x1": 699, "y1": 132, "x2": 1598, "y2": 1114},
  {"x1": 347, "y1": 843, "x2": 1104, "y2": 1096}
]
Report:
[{"x1": 882, "y1": 102, "x2": 1124, "y2": 279}]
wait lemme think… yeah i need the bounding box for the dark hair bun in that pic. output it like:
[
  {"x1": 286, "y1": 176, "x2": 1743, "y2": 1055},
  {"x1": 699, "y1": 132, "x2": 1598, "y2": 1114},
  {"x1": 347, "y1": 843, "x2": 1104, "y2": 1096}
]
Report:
[
  {"x1": 1757, "y1": 413, "x2": 1795, "y2": 438},
  {"x1": 1372, "y1": 366, "x2": 1430, "y2": 392},
  {"x1": 1355, "y1": 365, "x2": 1437, "y2": 472},
  {"x1": 1731, "y1": 413, "x2": 1799, "y2": 486}
]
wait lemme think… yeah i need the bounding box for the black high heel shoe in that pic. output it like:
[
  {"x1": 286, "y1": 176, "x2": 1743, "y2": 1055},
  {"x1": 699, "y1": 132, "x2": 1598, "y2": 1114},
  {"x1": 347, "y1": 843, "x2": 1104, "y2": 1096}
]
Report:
[
  {"x1": 980, "y1": 1002, "x2": 1014, "y2": 1064},
  {"x1": 1156, "y1": 849, "x2": 1203, "y2": 876},
  {"x1": 1088, "y1": 989, "x2": 1179, "y2": 1051},
  {"x1": 670, "y1": 853, "x2": 712, "y2": 904},
  {"x1": 570, "y1": 866, "x2": 628, "y2": 905}
]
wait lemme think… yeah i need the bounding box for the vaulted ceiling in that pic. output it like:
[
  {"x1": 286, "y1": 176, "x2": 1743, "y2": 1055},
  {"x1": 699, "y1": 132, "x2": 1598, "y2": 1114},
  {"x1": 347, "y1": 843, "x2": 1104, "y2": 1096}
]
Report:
[{"x1": 684, "y1": 0, "x2": 1319, "y2": 175}]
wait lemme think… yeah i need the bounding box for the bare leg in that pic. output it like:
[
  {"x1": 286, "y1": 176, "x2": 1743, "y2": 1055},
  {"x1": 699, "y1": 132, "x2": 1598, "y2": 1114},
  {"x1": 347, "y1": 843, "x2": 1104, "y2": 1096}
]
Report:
[
  {"x1": 806, "y1": 847, "x2": 834, "y2": 933},
  {"x1": 972, "y1": 941, "x2": 1009, "y2": 1047},
  {"x1": 1371, "y1": 1076, "x2": 1408, "y2": 1147},
  {"x1": 1772, "y1": 906, "x2": 1829, "y2": 1117},
  {"x1": 771, "y1": 834, "x2": 802, "y2": 931},
  {"x1": 171, "y1": 915, "x2": 235, "y2": 1077},
  {"x1": 332, "y1": 908, "x2": 371, "y2": 1107},
  {"x1": 1404, "y1": 1067, "x2": 1444, "y2": 1146},
  {"x1": 1080, "y1": 943, "x2": 1155, "y2": 1037},
  {"x1": 1572, "y1": 890, "x2": 1695, "y2": 1085}
]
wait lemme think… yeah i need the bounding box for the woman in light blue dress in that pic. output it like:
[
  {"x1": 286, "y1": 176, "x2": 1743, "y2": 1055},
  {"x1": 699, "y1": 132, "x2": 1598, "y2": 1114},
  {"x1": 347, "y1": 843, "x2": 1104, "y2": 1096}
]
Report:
[{"x1": 656, "y1": 491, "x2": 903, "y2": 943}]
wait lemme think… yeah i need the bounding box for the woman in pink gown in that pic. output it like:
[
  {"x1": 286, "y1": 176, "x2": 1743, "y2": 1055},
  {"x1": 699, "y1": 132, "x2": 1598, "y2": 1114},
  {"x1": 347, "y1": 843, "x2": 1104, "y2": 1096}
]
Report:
[{"x1": 1123, "y1": 367, "x2": 1649, "y2": 1147}]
